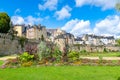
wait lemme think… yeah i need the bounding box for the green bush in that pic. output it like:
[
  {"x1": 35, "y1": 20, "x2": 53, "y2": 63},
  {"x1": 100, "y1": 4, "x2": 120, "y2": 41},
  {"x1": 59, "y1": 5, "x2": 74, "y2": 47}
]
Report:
[
  {"x1": 19, "y1": 52, "x2": 34, "y2": 62},
  {"x1": 103, "y1": 48, "x2": 108, "y2": 52},
  {"x1": 37, "y1": 41, "x2": 51, "y2": 61},
  {"x1": 68, "y1": 51, "x2": 80, "y2": 61},
  {"x1": 52, "y1": 46, "x2": 62, "y2": 62},
  {"x1": 21, "y1": 61, "x2": 33, "y2": 67},
  {"x1": 80, "y1": 50, "x2": 87, "y2": 53}
]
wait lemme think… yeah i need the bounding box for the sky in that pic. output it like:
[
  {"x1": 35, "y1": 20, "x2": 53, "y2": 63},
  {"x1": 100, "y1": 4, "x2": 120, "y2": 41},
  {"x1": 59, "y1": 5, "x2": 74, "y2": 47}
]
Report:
[{"x1": 0, "y1": 0, "x2": 120, "y2": 37}]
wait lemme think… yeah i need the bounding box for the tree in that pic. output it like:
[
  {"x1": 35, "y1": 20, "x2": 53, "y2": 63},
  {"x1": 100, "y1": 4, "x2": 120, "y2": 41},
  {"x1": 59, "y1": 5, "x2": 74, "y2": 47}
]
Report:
[{"x1": 0, "y1": 12, "x2": 10, "y2": 33}]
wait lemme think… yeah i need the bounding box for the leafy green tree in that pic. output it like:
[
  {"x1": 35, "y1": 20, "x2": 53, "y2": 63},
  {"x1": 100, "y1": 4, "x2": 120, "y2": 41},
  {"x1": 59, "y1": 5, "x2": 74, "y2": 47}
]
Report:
[{"x1": 0, "y1": 12, "x2": 10, "y2": 33}]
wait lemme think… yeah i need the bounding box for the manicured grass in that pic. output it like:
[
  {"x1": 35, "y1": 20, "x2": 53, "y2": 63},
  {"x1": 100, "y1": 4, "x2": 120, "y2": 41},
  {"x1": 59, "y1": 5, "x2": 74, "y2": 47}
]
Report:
[
  {"x1": 0, "y1": 66, "x2": 120, "y2": 80},
  {"x1": 0, "y1": 60, "x2": 3, "y2": 65},
  {"x1": 80, "y1": 52, "x2": 120, "y2": 57}
]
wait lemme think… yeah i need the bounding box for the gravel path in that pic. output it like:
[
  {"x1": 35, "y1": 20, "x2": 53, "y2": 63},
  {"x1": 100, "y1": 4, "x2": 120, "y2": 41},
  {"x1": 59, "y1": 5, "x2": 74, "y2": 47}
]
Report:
[
  {"x1": 0, "y1": 56, "x2": 17, "y2": 61},
  {"x1": 1, "y1": 56, "x2": 120, "y2": 61}
]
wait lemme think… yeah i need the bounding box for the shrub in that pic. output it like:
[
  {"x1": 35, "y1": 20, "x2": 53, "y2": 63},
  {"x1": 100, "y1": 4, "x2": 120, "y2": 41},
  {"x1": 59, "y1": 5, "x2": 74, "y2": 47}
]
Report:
[
  {"x1": 37, "y1": 41, "x2": 62, "y2": 63},
  {"x1": 52, "y1": 46, "x2": 62, "y2": 62},
  {"x1": 21, "y1": 61, "x2": 33, "y2": 67},
  {"x1": 37, "y1": 41, "x2": 51, "y2": 61},
  {"x1": 80, "y1": 49, "x2": 87, "y2": 53},
  {"x1": 103, "y1": 48, "x2": 108, "y2": 52},
  {"x1": 25, "y1": 44, "x2": 39, "y2": 61},
  {"x1": 68, "y1": 51, "x2": 80, "y2": 61},
  {"x1": 19, "y1": 52, "x2": 34, "y2": 62},
  {"x1": 25, "y1": 44, "x2": 37, "y2": 54}
]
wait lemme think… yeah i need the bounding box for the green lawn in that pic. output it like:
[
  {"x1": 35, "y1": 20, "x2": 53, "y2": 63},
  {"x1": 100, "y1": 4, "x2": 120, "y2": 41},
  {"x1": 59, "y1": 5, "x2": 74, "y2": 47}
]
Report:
[
  {"x1": 0, "y1": 66, "x2": 120, "y2": 80},
  {"x1": 0, "y1": 60, "x2": 3, "y2": 65},
  {"x1": 80, "y1": 52, "x2": 120, "y2": 57}
]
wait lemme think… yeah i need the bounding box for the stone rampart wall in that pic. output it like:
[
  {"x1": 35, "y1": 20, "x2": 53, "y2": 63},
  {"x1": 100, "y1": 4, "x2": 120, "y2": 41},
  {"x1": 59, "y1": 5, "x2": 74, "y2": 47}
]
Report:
[{"x1": 0, "y1": 33, "x2": 20, "y2": 55}]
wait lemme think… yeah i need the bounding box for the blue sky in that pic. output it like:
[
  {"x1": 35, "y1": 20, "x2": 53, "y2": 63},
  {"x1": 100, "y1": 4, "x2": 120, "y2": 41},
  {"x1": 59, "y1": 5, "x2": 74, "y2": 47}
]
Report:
[{"x1": 0, "y1": 0, "x2": 120, "y2": 37}]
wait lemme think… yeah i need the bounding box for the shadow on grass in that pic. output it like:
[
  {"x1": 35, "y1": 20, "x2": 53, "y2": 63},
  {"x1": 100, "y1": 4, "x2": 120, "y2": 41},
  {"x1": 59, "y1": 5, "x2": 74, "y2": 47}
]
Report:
[{"x1": 117, "y1": 77, "x2": 120, "y2": 80}]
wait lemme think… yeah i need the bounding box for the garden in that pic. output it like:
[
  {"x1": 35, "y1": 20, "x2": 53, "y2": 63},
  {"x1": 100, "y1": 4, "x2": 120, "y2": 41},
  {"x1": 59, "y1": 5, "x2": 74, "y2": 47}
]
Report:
[
  {"x1": 1, "y1": 41, "x2": 120, "y2": 80},
  {"x1": 1, "y1": 40, "x2": 120, "y2": 68}
]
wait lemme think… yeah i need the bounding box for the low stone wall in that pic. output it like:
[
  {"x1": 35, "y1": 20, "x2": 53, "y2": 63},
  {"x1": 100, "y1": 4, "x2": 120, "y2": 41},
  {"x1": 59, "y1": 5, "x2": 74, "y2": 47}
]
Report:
[
  {"x1": 71, "y1": 45, "x2": 120, "y2": 52},
  {"x1": 106, "y1": 46, "x2": 120, "y2": 52}
]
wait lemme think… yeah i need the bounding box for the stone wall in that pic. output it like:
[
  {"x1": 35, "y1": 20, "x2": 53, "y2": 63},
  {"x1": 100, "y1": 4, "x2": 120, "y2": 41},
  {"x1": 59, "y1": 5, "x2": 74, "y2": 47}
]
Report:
[
  {"x1": 0, "y1": 33, "x2": 21, "y2": 56},
  {"x1": 71, "y1": 45, "x2": 120, "y2": 52},
  {"x1": 0, "y1": 33, "x2": 120, "y2": 56},
  {"x1": 0, "y1": 33, "x2": 42, "y2": 56}
]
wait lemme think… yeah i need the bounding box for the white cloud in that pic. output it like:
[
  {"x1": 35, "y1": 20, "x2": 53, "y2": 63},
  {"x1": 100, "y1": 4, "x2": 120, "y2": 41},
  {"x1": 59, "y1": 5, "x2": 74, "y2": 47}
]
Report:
[
  {"x1": 54, "y1": 5, "x2": 72, "y2": 20},
  {"x1": 62, "y1": 15, "x2": 120, "y2": 37},
  {"x1": 11, "y1": 16, "x2": 24, "y2": 25},
  {"x1": 70, "y1": 20, "x2": 91, "y2": 36},
  {"x1": 11, "y1": 15, "x2": 43, "y2": 25},
  {"x1": 15, "y1": 9, "x2": 21, "y2": 14},
  {"x1": 25, "y1": 16, "x2": 42, "y2": 25},
  {"x1": 61, "y1": 19, "x2": 91, "y2": 36},
  {"x1": 94, "y1": 15, "x2": 120, "y2": 37},
  {"x1": 61, "y1": 19, "x2": 79, "y2": 32},
  {"x1": 75, "y1": 0, "x2": 118, "y2": 10},
  {"x1": 38, "y1": 0, "x2": 58, "y2": 11}
]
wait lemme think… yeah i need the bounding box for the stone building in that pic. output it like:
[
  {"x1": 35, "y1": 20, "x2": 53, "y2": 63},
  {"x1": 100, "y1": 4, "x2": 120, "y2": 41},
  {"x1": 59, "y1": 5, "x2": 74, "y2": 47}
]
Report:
[
  {"x1": 26, "y1": 25, "x2": 47, "y2": 40},
  {"x1": 54, "y1": 33, "x2": 74, "y2": 51},
  {"x1": 47, "y1": 28, "x2": 74, "y2": 51},
  {"x1": 13, "y1": 25, "x2": 26, "y2": 37},
  {"x1": 47, "y1": 28, "x2": 66, "y2": 41},
  {"x1": 81, "y1": 34, "x2": 116, "y2": 46},
  {"x1": 74, "y1": 37, "x2": 84, "y2": 45}
]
